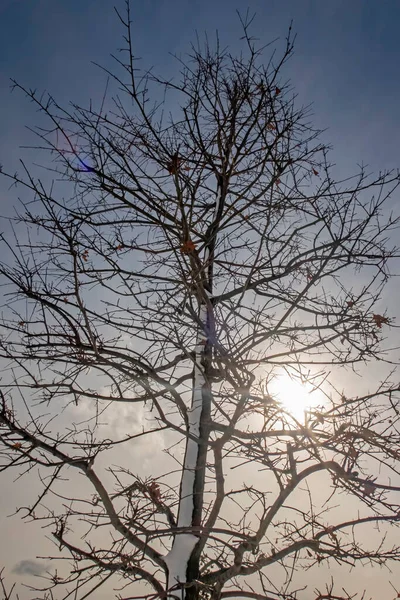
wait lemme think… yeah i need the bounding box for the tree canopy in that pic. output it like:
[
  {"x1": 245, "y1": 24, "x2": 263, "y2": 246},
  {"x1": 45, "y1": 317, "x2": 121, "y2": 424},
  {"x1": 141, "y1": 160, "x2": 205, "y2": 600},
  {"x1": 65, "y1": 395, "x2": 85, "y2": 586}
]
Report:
[{"x1": 0, "y1": 5, "x2": 400, "y2": 600}]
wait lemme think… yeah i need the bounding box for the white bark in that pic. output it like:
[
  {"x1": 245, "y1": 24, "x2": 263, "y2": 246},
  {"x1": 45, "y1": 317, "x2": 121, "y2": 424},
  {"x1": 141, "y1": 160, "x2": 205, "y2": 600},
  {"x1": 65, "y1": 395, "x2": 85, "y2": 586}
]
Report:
[
  {"x1": 165, "y1": 190, "x2": 220, "y2": 596},
  {"x1": 165, "y1": 304, "x2": 208, "y2": 596}
]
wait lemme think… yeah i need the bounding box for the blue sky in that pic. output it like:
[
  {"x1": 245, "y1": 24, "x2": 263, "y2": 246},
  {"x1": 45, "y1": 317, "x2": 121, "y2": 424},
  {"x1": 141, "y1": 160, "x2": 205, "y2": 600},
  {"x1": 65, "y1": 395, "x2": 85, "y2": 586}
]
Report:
[{"x1": 1, "y1": 0, "x2": 399, "y2": 176}]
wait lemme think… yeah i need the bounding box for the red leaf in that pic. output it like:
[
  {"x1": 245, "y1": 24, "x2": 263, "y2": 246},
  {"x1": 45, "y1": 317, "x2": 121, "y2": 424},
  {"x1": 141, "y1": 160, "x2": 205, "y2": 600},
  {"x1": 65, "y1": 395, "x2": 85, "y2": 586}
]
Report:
[
  {"x1": 372, "y1": 314, "x2": 389, "y2": 328},
  {"x1": 312, "y1": 168, "x2": 319, "y2": 176},
  {"x1": 180, "y1": 240, "x2": 196, "y2": 254},
  {"x1": 275, "y1": 87, "x2": 281, "y2": 96}
]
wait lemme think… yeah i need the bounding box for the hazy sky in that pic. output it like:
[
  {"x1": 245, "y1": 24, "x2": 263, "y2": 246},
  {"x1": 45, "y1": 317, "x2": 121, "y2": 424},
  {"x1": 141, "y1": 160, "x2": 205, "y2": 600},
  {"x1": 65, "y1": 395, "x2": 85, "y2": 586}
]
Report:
[{"x1": 1, "y1": 0, "x2": 400, "y2": 597}]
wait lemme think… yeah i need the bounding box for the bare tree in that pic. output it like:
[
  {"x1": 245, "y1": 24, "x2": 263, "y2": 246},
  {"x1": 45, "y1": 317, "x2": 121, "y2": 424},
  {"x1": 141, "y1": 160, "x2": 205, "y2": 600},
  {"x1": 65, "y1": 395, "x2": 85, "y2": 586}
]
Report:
[{"x1": 1, "y1": 4, "x2": 400, "y2": 600}]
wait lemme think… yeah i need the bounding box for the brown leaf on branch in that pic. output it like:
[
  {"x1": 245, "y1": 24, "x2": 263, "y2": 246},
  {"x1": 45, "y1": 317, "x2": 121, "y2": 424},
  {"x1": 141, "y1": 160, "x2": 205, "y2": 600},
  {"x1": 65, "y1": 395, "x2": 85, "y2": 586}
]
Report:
[
  {"x1": 362, "y1": 482, "x2": 375, "y2": 497},
  {"x1": 324, "y1": 526, "x2": 338, "y2": 542},
  {"x1": 167, "y1": 152, "x2": 182, "y2": 175},
  {"x1": 180, "y1": 240, "x2": 196, "y2": 254},
  {"x1": 348, "y1": 447, "x2": 358, "y2": 459},
  {"x1": 147, "y1": 481, "x2": 162, "y2": 503},
  {"x1": 372, "y1": 313, "x2": 389, "y2": 328}
]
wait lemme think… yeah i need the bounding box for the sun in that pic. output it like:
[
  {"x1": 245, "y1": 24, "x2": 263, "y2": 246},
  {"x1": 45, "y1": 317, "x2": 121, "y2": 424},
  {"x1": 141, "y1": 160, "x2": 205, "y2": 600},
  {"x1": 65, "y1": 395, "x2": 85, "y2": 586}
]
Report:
[{"x1": 267, "y1": 374, "x2": 324, "y2": 421}]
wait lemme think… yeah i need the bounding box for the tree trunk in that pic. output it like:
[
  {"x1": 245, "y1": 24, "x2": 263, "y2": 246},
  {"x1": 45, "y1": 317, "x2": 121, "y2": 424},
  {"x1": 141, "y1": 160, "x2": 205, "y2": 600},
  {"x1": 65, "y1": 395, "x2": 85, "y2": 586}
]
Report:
[{"x1": 165, "y1": 302, "x2": 212, "y2": 598}]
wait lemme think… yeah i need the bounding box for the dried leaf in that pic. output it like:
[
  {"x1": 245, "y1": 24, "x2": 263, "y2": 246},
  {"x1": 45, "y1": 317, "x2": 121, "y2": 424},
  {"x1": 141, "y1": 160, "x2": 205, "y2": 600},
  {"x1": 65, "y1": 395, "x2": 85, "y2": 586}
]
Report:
[
  {"x1": 372, "y1": 314, "x2": 389, "y2": 328},
  {"x1": 167, "y1": 152, "x2": 182, "y2": 175},
  {"x1": 348, "y1": 447, "x2": 358, "y2": 459},
  {"x1": 12, "y1": 442, "x2": 22, "y2": 449},
  {"x1": 275, "y1": 86, "x2": 281, "y2": 96},
  {"x1": 180, "y1": 240, "x2": 196, "y2": 254},
  {"x1": 312, "y1": 168, "x2": 319, "y2": 176},
  {"x1": 363, "y1": 482, "x2": 375, "y2": 496},
  {"x1": 147, "y1": 481, "x2": 162, "y2": 502},
  {"x1": 325, "y1": 526, "x2": 333, "y2": 534},
  {"x1": 324, "y1": 526, "x2": 338, "y2": 542}
]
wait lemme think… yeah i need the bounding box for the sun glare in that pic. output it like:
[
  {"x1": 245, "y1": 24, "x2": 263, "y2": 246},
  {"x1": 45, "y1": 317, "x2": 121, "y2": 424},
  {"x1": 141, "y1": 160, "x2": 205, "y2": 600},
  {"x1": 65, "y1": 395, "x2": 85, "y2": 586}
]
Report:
[{"x1": 268, "y1": 375, "x2": 324, "y2": 421}]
